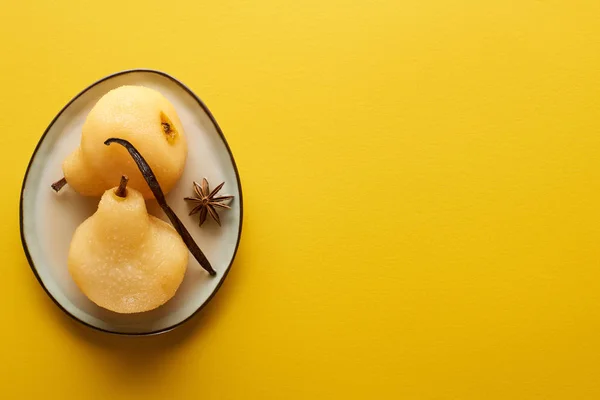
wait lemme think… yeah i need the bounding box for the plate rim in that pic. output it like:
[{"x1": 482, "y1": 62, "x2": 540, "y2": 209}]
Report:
[{"x1": 19, "y1": 68, "x2": 244, "y2": 336}]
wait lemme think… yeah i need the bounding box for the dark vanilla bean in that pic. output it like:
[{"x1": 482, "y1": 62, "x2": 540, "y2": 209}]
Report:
[{"x1": 104, "y1": 138, "x2": 216, "y2": 276}]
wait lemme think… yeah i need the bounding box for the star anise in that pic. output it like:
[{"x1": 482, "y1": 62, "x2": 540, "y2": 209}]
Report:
[{"x1": 184, "y1": 178, "x2": 234, "y2": 226}]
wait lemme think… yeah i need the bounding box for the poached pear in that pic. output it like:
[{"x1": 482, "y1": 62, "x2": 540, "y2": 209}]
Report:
[
  {"x1": 57, "y1": 85, "x2": 187, "y2": 199},
  {"x1": 68, "y1": 177, "x2": 188, "y2": 313}
]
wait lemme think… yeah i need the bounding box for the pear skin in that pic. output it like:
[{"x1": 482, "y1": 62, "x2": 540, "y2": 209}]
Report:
[
  {"x1": 68, "y1": 185, "x2": 189, "y2": 313},
  {"x1": 63, "y1": 85, "x2": 187, "y2": 199},
  {"x1": 63, "y1": 147, "x2": 106, "y2": 196}
]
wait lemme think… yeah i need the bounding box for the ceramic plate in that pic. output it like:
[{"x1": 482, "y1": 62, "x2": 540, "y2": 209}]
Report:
[{"x1": 20, "y1": 69, "x2": 243, "y2": 335}]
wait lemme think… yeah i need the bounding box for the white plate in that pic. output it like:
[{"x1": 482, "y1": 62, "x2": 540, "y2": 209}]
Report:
[{"x1": 20, "y1": 69, "x2": 243, "y2": 335}]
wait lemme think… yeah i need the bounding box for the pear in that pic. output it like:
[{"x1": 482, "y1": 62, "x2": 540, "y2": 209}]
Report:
[
  {"x1": 68, "y1": 176, "x2": 189, "y2": 313},
  {"x1": 54, "y1": 85, "x2": 187, "y2": 199}
]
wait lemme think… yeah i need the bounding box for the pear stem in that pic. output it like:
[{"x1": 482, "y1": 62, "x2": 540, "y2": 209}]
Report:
[
  {"x1": 51, "y1": 177, "x2": 68, "y2": 192},
  {"x1": 115, "y1": 175, "x2": 129, "y2": 198}
]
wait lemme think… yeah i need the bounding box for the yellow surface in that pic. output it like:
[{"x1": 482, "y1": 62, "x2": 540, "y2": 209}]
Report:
[{"x1": 1, "y1": 1, "x2": 600, "y2": 398}]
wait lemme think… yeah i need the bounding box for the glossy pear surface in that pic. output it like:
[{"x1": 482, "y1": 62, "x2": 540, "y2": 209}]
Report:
[
  {"x1": 68, "y1": 186, "x2": 188, "y2": 313},
  {"x1": 63, "y1": 85, "x2": 187, "y2": 198}
]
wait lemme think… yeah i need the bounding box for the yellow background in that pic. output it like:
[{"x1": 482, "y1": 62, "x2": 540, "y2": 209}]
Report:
[{"x1": 1, "y1": 1, "x2": 600, "y2": 398}]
